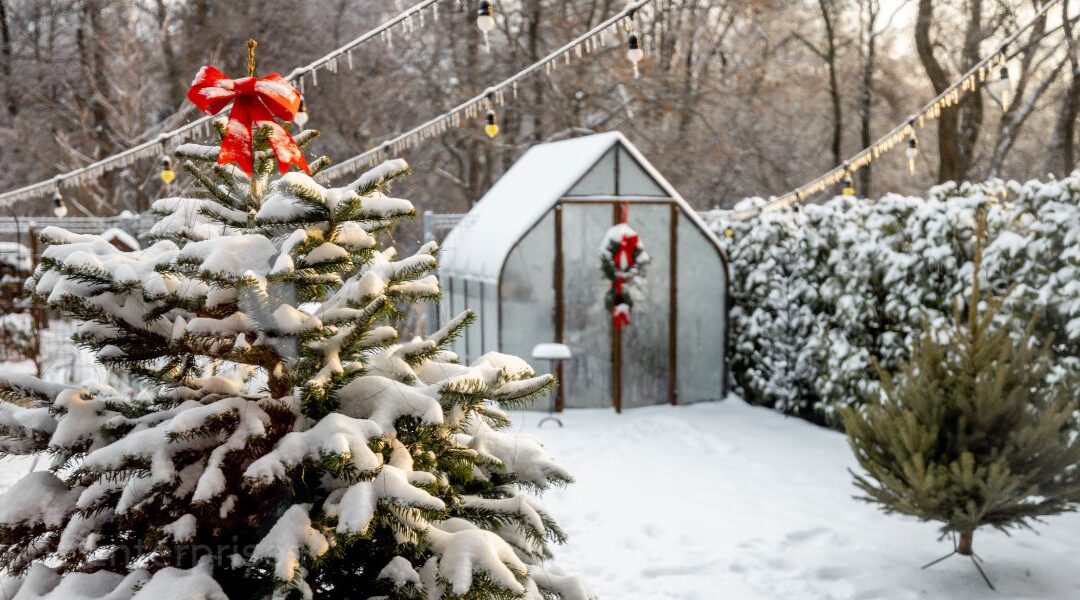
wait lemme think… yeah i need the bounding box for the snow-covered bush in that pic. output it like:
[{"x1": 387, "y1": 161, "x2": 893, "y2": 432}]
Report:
[
  {"x1": 0, "y1": 121, "x2": 589, "y2": 597},
  {"x1": 714, "y1": 174, "x2": 1080, "y2": 424}
]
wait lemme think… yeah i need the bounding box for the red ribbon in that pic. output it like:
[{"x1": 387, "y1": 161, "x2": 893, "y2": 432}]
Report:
[
  {"x1": 187, "y1": 66, "x2": 310, "y2": 176},
  {"x1": 614, "y1": 232, "x2": 639, "y2": 272},
  {"x1": 612, "y1": 304, "x2": 631, "y2": 329}
]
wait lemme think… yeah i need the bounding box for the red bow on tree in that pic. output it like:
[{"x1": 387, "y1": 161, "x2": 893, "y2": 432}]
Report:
[{"x1": 187, "y1": 66, "x2": 310, "y2": 176}]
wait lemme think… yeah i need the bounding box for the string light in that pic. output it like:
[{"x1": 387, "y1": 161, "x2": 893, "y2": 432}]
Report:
[
  {"x1": 0, "y1": 0, "x2": 450, "y2": 209},
  {"x1": 989, "y1": 64, "x2": 1011, "y2": 107},
  {"x1": 906, "y1": 134, "x2": 919, "y2": 175},
  {"x1": 484, "y1": 109, "x2": 500, "y2": 138},
  {"x1": 52, "y1": 189, "x2": 67, "y2": 218},
  {"x1": 841, "y1": 173, "x2": 855, "y2": 196},
  {"x1": 717, "y1": 0, "x2": 1061, "y2": 222},
  {"x1": 477, "y1": 1, "x2": 496, "y2": 53},
  {"x1": 293, "y1": 99, "x2": 309, "y2": 128},
  {"x1": 627, "y1": 33, "x2": 644, "y2": 79},
  {"x1": 159, "y1": 156, "x2": 176, "y2": 184},
  {"x1": 318, "y1": 0, "x2": 657, "y2": 182}
]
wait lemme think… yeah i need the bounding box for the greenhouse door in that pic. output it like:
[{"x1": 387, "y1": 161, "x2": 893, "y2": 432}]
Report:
[
  {"x1": 558, "y1": 203, "x2": 615, "y2": 409},
  {"x1": 618, "y1": 203, "x2": 672, "y2": 410},
  {"x1": 557, "y1": 200, "x2": 673, "y2": 411}
]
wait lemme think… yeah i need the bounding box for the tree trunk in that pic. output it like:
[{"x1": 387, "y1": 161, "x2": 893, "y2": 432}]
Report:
[
  {"x1": 955, "y1": 0, "x2": 984, "y2": 180},
  {"x1": 957, "y1": 531, "x2": 974, "y2": 556},
  {"x1": 858, "y1": 0, "x2": 879, "y2": 196},
  {"x1": 0, "y1": 0, "x2": 17, "y2": 119},
  {"x1": 915, "y1": 0, "x2": 960, "y2": 182},
  {"x1": 820, "y1": 0, "x2": 843, "y2": 168},
  {"x1": 1048, "y1": 3, "x2": 1080, "y2": 175},
  {"x1": 155, "y1": 0, "x2": 185, "y2": 108}
]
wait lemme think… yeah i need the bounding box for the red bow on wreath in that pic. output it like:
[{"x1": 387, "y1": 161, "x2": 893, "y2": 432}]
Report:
[
  {"x1": 614, "y1": 232, "x2": 640, "y2": 272},
  {"x1": 612, "y1": 302, "x2": 631, "y2": 328},
  {"x1": 187, "y1": 66, "x2": 310, "y2": 176}
]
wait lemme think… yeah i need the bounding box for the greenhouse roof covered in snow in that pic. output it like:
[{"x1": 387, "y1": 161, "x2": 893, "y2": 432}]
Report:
[{"x1": 441, "y1": 131, "x2": 711, "y2": 283}]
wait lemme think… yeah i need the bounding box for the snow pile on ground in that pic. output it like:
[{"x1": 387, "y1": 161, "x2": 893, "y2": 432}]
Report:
[{"x1": 518, "y1": 399, "x2": 1080, "y2": 600}]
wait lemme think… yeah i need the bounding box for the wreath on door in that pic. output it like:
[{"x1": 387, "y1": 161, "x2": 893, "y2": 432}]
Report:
[{"x1": 599, "y1": 210, "x2": 650, "y2": 329}]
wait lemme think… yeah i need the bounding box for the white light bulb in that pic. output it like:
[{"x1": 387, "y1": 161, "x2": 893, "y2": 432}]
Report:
[
  {"x1": 477, "y1": 14, "x2": 495, "y2": 32},
  {"x1": 293, "y1": 110, "x2": 309, "y2": 128},
  {"x1": 53, "y1": 202, "x2": 67, "y2": 218},
  {"x1": 989, "y1": 65, "x2": 1011, "y2": 107},
  {"x1": 627, "y1": 48, "x2": 644, "y2": 64}
]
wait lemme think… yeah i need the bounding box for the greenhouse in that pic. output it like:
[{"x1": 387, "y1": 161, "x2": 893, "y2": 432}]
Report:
[{"x1": 439, "y1": 132, "x2": 730, "y2": 411}]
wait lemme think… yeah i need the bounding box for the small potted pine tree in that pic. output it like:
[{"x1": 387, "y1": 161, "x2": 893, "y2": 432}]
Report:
[{"x1": 842, "y1": 209, "x2": 1080, "y2": 589}]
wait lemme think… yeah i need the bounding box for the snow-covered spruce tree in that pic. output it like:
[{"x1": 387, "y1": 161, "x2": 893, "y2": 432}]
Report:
[
  {"x1": 841, "y1": 212, "x2": 1080, "y2": 562},
  {"x1": 0, "y1": 113, "x2": 588, "y2": 597}
]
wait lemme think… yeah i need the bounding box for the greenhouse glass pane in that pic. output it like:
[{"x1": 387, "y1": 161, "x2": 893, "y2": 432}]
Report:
[
  {"x1": 566, "y1": 148, "x2": 616, "y2": 196},
  {"x1": 465, "y1": 279, "x2": 482, "y2": 364},
  {"x1": 676, "y1": 212, "x2": 726, "y2": 403},
  {"x1": 482, "y1": 282, "x2": 499, "y2": 354},
  {"x1": 450, "y1": 277, "x2": 465, "y2": 359},
  {"x1": 438, "y1": 274, "x2": 451, "y2": 331},
  {"x1": 620, "y1": 203, "x2": 672, "y2": 408},
  {"x1": 561, "y1": 202, "x2": 615, "y2": 408},
  {"x1": 617, "y1": 147, "x2": 667, "y2": 197},
  {"x1": 500, "y1": 210, "x2": 556, "y2": 379}
]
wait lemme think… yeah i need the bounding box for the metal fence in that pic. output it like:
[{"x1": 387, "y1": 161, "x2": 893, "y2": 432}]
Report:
[{"x1": 0, "y1": 215, "x2": 158, "y2": 369}]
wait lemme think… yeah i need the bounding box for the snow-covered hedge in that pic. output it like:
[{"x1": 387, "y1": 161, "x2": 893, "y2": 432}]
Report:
[{"x1": 711, "y1": 174, "x2": 1080, "y2": 425}]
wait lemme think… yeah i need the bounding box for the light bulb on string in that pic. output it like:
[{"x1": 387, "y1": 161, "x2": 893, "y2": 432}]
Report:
[
  {"x1": 293, "y1": 99, "x2": 309, "y2": 128},
  {"x1": 989, "y1": 63, "x2": 1011, "y2": 108},
  {"x1": 484, "y1": 109, "x2": 499, "y2": 138},
  {"x1": 905, "y1": 135, "x2": 919, "y2": 175},
  {"x1": 160, "y1": 156, "x2": 176, "y2": 184},
  {"x1": 841, "y1": 174, "x2": 856, "y2": 197},
  {"x1": 627, "y1": 33, "x2": 644, "y2": 79},
  {"x1": 477, "y1": 1, "x2": 495, "y2": 53},
  {"x1": 52, "y1": 189, "x2": 67, "y2": 218}
]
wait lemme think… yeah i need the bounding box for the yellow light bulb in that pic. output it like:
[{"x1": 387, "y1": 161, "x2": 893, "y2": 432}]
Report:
[
  {"x1": 485, "y1": 123, "x2": 500, "y2": 138},
  {"x1": 160, "y1": 168, "x2": 176, "y2": 184},
  {"x1": 724, "y1": 227, "x2": 734, "y2": 238}
]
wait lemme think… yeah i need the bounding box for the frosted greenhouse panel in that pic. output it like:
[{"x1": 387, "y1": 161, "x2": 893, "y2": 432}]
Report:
[
  {"x1": 438, "y1": 274, "x2": 451, "y2": 331},
  {"x1": 561, "y1": 203, "x2": 615, "y2": 408},
  {"x1": 500, "y1": 210, "x2": 556, "y2": 378},
  {"x1": 482, "y1": 282, "x2": 498, "y2": 354},
  {"x1": 566, "y1": 149, "x2": 616, "y2": 196},
  {"x1": 676, "y1": 212, "x2": 726, "y2": 403},
  {"x1": 617, "y1": 147, "x2": 667, "y2": 197},
  {"x1": 621, "y1": 203, "x2": 671, "y2": 408},
  {"x1": 465, "y1": 279, "x2": 482, "y2": 363},
  {"x1": 450, "y1": 277, "x2": 465, "y2": 359}
]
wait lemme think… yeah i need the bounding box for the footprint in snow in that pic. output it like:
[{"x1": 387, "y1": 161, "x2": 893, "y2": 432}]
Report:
[{"x1": 784, "y1": 526, "x2": 830, "y2": 543}]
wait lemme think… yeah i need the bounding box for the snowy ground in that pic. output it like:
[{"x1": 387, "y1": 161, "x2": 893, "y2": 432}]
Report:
[
  {"x1": 4, "y1": 332, "x2": 1079, "y2": 599},
  {"x1": 515, "y1": 399, "x2": 1080, "y2": 600}
]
